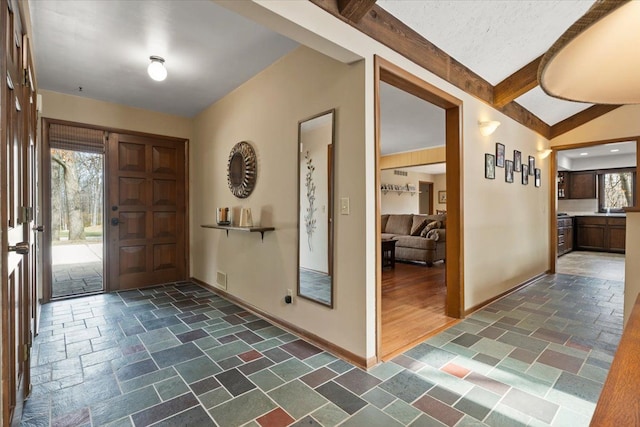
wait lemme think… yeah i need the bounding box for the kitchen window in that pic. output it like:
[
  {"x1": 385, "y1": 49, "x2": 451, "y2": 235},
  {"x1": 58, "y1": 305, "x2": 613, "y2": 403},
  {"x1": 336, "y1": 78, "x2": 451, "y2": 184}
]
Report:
[{"x1": 598, "y1": 169, "x2": 636, "y2": 213}]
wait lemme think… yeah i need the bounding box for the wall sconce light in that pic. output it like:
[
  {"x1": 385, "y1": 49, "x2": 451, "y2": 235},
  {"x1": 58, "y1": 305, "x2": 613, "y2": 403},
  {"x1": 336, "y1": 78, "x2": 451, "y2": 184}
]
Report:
[
  {"x1": 147, "y1": 56, "x2": 167, "y2": 82},
  {"x1": 478, "y1": 120, "x2": 501, "y2": 136},
  {"x1": 538, "y1": 148, "x2": 553, "y2": 159}
]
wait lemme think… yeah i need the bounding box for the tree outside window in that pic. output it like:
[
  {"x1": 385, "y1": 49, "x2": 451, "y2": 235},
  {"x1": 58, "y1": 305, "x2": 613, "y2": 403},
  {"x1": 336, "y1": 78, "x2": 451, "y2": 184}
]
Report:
[{"x1": 600, "y1": 171, "x2": 635, "y2": 212}]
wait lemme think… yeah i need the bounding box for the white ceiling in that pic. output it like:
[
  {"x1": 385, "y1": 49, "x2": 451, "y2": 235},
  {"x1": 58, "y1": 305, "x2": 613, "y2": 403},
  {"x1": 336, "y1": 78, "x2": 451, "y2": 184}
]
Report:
[
  {"x1": 29, "y1": 0, "x2": 607, "y2": 151},
  {"x1": 377, "y1": 0, "x2": 598, "y2": 126},
  {"x1": 559, "y1": 141, "x2": 636, "y2": 159},
  {"x1": 30, "y1": 0, "x2": 298, "y2": 117},
  {"x1": 380, "y1": 82, "x2": 445, "y2": 155}
]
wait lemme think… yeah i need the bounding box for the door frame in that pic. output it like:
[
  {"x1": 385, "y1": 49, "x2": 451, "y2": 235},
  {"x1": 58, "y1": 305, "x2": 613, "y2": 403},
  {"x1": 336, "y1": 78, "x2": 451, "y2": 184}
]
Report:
[
  {"x1": 549, "y1": 136, "x2": 640, "y2": 274},
  {"x1": 374, "y1": 56, "x2": 464, "y2": 362},
  {"x1": 41, "y1": 118, "x2": 190, "y2": 302}
]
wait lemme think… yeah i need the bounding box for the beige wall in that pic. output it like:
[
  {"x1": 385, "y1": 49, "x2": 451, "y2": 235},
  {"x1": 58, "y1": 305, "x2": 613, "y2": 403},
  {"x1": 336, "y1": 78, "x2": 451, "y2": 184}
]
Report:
[
  {"x1": 551, "y1": 104, "x2": 640, "y2": 147},
  {"x1": 40, "y1": 90, "x2": 192, "y2": 140},
  {"x1": 625, "y1": 213, "x2": 640, "y2": 326},
  {"x1": 224, "y1": 1, "x2": 551, "y2": 355},
  {"x1": 191, "y1": 46, "x2": 366, "y2": 356},
  {"x1": 380, "y1": 169, "x2": 446, "y2": 215},
  {"x1": 433, "y1": 173, "x2": 447, "y2": 212}
]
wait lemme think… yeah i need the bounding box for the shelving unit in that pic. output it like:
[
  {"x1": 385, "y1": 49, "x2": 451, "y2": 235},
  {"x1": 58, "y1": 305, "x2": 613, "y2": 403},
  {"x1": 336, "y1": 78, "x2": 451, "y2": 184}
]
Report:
[
  {"x1": 381, "y1": 184, "x2": 419, "y2": 196},
  {"x1": 382, "y1": 189, "x2": 418, "y2": 196},
  {"x1": 201, "y1": 224, "x2": 275, "y2": 241},
  {"x1": 557, "y1": 171, "x2": 568, "y2": 199}
]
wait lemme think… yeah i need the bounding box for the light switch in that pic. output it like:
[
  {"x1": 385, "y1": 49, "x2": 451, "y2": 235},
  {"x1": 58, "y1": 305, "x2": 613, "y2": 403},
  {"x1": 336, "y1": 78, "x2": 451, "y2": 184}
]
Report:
[{"x1": 340, "y1": 197, "x2": 350, "y2": 215}]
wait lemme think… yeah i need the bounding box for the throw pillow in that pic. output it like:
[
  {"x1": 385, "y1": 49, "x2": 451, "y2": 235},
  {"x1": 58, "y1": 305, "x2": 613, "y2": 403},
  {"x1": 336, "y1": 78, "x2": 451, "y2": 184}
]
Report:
[
  {"x1": 410, "y1": 218, "x2": 428, "y2": 236},
  {"x1": 420, "y1": 220, "x2": 442, "y2": 237},
  {"x1": 381, "y1": 215, "x2": 390, "y2": 233},
  {"x1": 385, "y1": 215, "x2": 413, "y2": 235},
  {"x1": 426, "y1": 229, "x2": 440, "y2": 241}
]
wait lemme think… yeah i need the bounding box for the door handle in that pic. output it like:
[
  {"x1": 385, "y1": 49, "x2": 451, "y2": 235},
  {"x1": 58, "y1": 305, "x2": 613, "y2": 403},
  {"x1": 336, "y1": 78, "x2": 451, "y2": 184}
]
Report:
[
  {"x1": 8, "y1": 242, "x2": 29, "y2": 255},
  {"x1": 32, "y1": 225, "x2": 44, "y2": 232},
  {"x1": 111, "y1": 218, "x2": 125, "y2": 226}
]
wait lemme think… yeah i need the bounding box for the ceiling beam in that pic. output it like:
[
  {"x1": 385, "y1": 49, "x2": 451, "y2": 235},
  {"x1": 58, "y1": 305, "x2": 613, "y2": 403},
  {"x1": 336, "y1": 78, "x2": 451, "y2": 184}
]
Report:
[
  {"x1": 493, "y1": 56, "x2": 542, "y2": 108},
  {"x1": 549, "y1": 104, "x2": 622, "y2": 139},
  {"x1": 308, "y1": 0, "x2": 556, "y2": 137},
  {"x1": 337, "y1": 0, "x2": 377, "y2": 22},
  {"x1": 499, "y1": 102, "x2": 550, "y2": 139},
  {"x1": 310, "y1": 0, "x2": 493, "y2": 102},
  {"x1": 310, "y1": 0, "x2": 617, "y2": 140}
]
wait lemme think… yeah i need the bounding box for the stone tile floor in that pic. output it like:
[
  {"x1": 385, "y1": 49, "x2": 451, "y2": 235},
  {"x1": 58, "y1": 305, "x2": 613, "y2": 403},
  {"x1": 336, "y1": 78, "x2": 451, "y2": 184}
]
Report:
[
  {"x1": 52, "y1": 242, "x2": 104, "y2": 298},
  {"x1": 555, "y1": 251, "x2": 624, "y2": 282},
  {"x1": 52, "y1": 261, "x2": 103, "y2": 298},
  {"x1": 299, "y1": 269, "x2": 331, "y2": 305},
  {"x1": 22, "y1": 271, "x2": 623, "y2": 426}
]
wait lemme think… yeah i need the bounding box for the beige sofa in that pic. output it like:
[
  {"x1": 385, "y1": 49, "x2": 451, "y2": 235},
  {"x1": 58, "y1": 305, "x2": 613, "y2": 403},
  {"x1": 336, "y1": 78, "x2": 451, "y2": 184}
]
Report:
[{"x1": 381, "y1": 214, "x2": 446, "y2": 266}]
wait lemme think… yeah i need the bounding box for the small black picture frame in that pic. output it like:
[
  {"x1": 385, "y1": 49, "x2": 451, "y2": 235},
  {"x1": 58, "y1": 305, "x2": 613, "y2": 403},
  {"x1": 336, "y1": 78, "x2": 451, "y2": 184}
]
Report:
[
  {"x1": 496, "y1": 143, "x2": 505, "y2": 168},
  {"x1": 514, "y1": 150, "x2": 522, "y2": 172},
  {"x1": 522, "y1": 165, "x2": 529, "y2": 185},
  {"x1": 485, "y1": 153, "x2": 495, "y2": 179},
  {"x1": 528, "y1": 156, "x2": 535, "y2": 175},
  {"x1": 505, "y1": 160, "x2": 514, "y2": 183},
  {"x1": 535, "y1": 168, "x2": 541, "y2": 187}
]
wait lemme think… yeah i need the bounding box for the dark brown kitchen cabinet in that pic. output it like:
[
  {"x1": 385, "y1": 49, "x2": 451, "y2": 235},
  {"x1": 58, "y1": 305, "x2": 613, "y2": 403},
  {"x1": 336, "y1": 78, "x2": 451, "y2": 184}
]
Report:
[
  {"x1": 557, "y1": 217, "x2": 574, "y2": 256},
  {"x1": 576, "y1": 216, "x2": 625, "y2": 253},
  {"x1": 568, "y1": 171, "x2": 596, "y2": 199}
]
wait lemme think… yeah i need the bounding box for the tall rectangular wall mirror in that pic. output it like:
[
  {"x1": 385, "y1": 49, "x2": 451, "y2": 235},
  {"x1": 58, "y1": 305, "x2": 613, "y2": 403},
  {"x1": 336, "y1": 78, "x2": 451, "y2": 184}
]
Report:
[{"x1": 297, "y1": 109, "x2": 335, "y2": 308}]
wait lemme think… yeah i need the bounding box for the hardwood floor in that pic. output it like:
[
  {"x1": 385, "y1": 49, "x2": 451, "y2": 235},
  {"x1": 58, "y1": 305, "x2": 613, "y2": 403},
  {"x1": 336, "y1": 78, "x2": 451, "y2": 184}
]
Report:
[{"x1": 381, "y1": 261, "x2": 457, "y2": 360}]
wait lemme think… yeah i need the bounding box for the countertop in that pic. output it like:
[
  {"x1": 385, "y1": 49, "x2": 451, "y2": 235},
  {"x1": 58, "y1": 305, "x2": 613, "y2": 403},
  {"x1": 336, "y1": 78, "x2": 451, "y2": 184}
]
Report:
[{"x1": 558, "y1": 212, "x2": 626, "y2": 218}]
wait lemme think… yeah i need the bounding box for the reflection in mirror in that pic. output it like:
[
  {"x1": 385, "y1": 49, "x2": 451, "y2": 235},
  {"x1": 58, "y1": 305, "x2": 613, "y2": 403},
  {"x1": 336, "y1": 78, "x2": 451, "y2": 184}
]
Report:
[
  {"x1": 298, "y1": 110, "x2": 335, "y2": 307},
  {"x1": 229, "y1": 152, "x2": 245, "y2": 187}
]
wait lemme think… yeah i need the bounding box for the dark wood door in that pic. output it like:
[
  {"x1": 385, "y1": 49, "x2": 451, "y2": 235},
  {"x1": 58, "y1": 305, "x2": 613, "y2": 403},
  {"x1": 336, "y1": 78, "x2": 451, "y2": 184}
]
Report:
[
  {"x1": 419, "y1": 181, "x2": 433, "y2": 214},
  {"x1": 2, "y1": 1, "x2": 33, "y2": 424},
  {"x1": 107, "y1": 133, "x2": 187, "y2": 290}
]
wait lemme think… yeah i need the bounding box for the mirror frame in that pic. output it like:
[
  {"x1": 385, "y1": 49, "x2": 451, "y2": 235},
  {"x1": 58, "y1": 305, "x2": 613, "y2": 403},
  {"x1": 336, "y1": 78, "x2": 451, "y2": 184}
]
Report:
[
  {"x1": 227, "y1": 141, "x2": 257, "y2": 198},
  {"x1": 297, "y1": 109, "x2": 336, "y2": 308}
]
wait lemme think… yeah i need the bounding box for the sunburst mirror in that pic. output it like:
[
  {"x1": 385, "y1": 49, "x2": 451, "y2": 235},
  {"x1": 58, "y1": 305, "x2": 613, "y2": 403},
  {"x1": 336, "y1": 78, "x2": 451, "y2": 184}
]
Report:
[{"x1": 227, "y1": 141, "x2": 257, "y2": 198}]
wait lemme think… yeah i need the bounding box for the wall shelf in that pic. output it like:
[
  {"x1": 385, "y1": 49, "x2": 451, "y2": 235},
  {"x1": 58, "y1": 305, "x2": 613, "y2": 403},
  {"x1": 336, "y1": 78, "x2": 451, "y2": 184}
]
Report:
[
  {"x1": 381, "y1": 189, "x2": 418, "y2": 196},
  {"x1": 201, "y1": 224, "x2": 275, "y2": 241}
]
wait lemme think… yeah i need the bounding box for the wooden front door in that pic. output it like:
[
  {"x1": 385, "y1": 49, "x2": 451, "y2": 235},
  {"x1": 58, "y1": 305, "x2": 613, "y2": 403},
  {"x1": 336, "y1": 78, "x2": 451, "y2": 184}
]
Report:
[
  {"x1": 107, "y1": 132, "x2": 187, "y2": 290},
  {"x1": 2, "y1": 0, "x2": 34, "y2": 424}
]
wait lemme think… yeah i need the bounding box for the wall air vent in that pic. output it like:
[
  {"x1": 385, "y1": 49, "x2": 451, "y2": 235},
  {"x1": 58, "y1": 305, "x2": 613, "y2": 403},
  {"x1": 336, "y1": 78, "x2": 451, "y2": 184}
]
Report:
[{"x1": 216, "y1": 271, "x2": 227, "y2": 290}]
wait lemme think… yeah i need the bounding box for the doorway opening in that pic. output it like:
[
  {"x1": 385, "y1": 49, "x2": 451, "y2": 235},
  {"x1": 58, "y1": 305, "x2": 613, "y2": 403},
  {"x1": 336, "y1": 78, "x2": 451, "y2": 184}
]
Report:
[
  {"x1": 551, "y1": 138, "x2": 637, "y2": 282},
  {"x1": 48, "y1": 125, "x2": 105, "y2": 299},
  {"x1": 42, "y1": 119, "x2": 189, "y2": 302},
  {"x1": 375, "y1": 56, "x2": 463, "y2": 361},
  {"x1": 419, "y1": 181, "x2": 433, "y2": 214}
]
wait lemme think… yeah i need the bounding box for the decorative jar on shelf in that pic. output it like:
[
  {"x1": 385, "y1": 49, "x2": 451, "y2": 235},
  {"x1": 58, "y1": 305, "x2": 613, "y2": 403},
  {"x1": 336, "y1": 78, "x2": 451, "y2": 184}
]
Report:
[{"x1": 216, "y1": 207, "x2": 231, "y2": 225}]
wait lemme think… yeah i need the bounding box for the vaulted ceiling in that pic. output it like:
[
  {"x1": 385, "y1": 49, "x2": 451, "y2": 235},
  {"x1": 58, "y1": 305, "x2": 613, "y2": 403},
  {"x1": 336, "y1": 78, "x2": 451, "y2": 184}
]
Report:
[
  {"x1": 313, "y1": 0, "x2": 620, "y2": 139},
  {"x1": 30, "y1": 0, "x2": 617, "y2": 140}
]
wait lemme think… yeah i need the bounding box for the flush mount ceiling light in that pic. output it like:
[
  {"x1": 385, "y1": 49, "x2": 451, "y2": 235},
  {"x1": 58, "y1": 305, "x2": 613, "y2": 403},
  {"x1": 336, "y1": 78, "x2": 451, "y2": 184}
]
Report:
[
  {"x1": 478, "y1": 120, "x2": 501, "y2": 137},
  {"x1": 147, "y1": 55, "x2": 167, "y2": 82},
  {"x1": 539, "y1": 0, "x2": 640, "y2": 104}
]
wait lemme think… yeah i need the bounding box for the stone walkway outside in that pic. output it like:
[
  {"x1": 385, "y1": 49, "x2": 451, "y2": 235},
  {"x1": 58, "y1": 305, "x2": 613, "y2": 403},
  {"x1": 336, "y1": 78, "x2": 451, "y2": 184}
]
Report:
[{"x1": 52, "y1": 242, "x2": 104, "y2": 298}]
